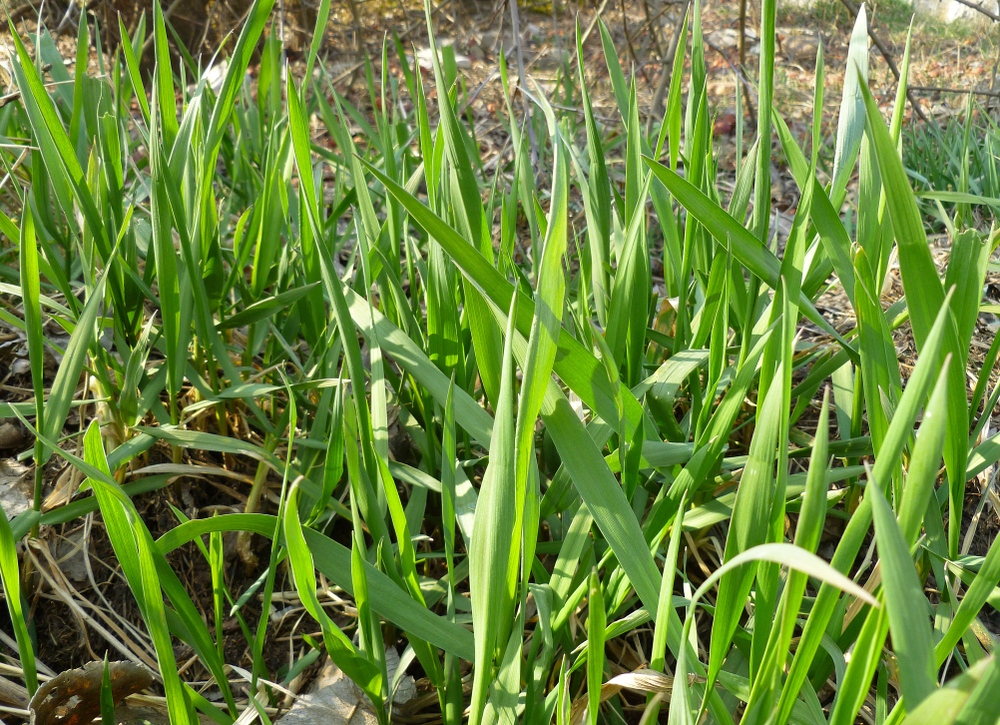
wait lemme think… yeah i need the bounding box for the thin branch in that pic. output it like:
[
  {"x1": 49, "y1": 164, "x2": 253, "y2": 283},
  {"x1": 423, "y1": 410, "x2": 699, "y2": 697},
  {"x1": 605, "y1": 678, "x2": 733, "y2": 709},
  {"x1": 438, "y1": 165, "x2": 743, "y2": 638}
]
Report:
[
  {"x1": 910, "y1": 84, "x2": 1000, "y2": 98},
  {"x1": 581, "y1": 0, "x2": 613, "y2": 46},
  {"x1": 508, "y1": 0, "x2": 539, "y2": 169},
  {"x1": 739, "y1": 0, "x2": 747, "y2": 67},
  {"x1": 703, "y1": 35, "x2": 757, "y2": 124},
  {"x1": 640, "y1": 0, "x2": 665, "y2": 60},
  {"x1": 621, "y1": 0, "x2": 651, "y2": 86},
  {"x1": 950, "y1": 0, "x2": 1000, "y2": 22}
]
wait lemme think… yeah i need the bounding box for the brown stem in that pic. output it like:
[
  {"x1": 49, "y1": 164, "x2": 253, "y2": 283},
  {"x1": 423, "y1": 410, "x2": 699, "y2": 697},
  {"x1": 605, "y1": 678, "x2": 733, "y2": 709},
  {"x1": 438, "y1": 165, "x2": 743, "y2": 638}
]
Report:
[
  {"x1": 910, "y1": 84, "x2": 1000, "y2": 99},
  {"x1": 949, "y1": 0, "x2": 1000, "y2": 22},
  {"x1": 641, "y1": 0, "x2": 665, "y2": 60},
  {"x1": 739, "y1": 0, "x2": 747, "y2": 67},
  {"x1": 508, "y1": 0, "x2": 539, "y2": 169}
]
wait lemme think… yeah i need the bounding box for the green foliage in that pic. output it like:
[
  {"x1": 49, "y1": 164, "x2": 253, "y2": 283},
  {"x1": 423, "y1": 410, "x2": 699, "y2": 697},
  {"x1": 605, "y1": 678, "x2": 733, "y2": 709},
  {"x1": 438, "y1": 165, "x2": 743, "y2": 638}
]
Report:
[{"x1": 1, "y1": 2, "x2": 999, "y2": 724}]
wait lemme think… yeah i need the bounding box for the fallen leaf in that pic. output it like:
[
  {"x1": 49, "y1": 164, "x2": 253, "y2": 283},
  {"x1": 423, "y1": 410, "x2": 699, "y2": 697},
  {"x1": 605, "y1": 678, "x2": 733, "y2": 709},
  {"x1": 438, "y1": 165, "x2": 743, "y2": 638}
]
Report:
[{"x1": 30, "y1": 661, "x2": 153, "y2": 725}]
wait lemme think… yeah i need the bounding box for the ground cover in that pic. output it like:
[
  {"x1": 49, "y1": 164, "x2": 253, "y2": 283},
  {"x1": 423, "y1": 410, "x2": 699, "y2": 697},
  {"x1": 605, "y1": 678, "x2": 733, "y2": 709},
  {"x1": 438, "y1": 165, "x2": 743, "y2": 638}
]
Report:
[{"x1": 0, "y1": 0, "x2": 999, "y2": 723}]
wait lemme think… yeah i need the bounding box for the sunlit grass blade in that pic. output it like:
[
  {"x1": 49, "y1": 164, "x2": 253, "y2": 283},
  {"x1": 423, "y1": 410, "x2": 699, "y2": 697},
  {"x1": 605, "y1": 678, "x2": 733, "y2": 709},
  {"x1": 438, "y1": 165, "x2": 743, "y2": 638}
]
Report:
[
  {"x1": 284, "y1": 484, "x2": 387, "y2": 722},
  {"x1": 468, "y1": 292, "x2": 518, "y2": 725},
  {"x1": 870, "y1": 472, "x2": 937, "y2": 711},
  {"x1": 775, "y1": 289, "x2": 955, "y2": 725},
  {"x1": 0, "y1": 488, "x2": 36, "y2": 695},
  {"x1": 586, "y1": 569, "x2": 606, "y2": 725},
  {"x1": 708, "y1": 366, "x2": 785, "y2": 691},
  {"x1": 832, "y1": 4, "x2": 868, "y2": 198},
  {"x1": 18, "y1": 207, "x2": 45, "y2": 513},
  {"x1": 576, "y1": 19, "x2": 611, "y2": 325},
  {"x1": 858, "y1": 70, "x2": 969, "y2": 557},
  {"x1": 80, "y1": 423, "x2": 196, "y2": 725}
]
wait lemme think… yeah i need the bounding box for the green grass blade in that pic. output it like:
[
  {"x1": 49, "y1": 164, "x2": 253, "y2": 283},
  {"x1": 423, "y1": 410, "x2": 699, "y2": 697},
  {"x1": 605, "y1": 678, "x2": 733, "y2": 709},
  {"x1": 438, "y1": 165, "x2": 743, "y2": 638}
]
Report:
[
  {"x1": 0, "y1": 489, "x2": 36, "y2": 694},
  {"x1": 642, "y1": 156, "x2": 857, "y2": 359},
  {"x1": 870, "y1": 479, "x2": 937, "y2": 711},
  {"x1": 832, "y1": 4, "x2": 868, "y2": 197},
  {"x1": 83, "y1": 423, "x2": 196, "y2": 725},
  {"x1": 468, "y1": 292, "x2": 519, "y2": 725},
  {"x1": 586, "y1": 570, "x2": 606, "y2": 725},
  {"x1": 152, "y1": 0, "x2": 178, "y2": 148},
  {"x1": 708, "y1": 366, "x2": 785, "y2": 690},
  {"x1": 775, "y1": 289, "x2": 955, "y2": 724},
  {"x1": 858, "y1": 71, "x2": 968, "y2": 557},
  {"x1": 284, "y1": 485, "x2": 386, "y2": 711},
  {"x1": 361, "y1": 158, "x2": 647, "y2": 436}
]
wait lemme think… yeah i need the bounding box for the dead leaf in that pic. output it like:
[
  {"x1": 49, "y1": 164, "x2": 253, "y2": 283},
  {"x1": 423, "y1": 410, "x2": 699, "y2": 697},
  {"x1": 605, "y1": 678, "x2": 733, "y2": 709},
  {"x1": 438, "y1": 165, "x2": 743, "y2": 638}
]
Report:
[
  {"x1": 29, "y1": 661, "x2": 153, "y2": 725},
  {"x1": 569, "y1": 668, "x2": 704, "y2": 725},
  {"x1": 0, "y1": 458, "x2": 31, "y2": 519}
]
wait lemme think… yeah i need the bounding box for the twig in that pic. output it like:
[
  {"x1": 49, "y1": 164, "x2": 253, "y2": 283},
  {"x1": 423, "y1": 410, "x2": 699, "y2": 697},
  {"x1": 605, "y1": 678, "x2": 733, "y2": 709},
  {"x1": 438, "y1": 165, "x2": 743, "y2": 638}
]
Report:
[
  {"x1": 5, "y1": 0, "x2": 40, "y2": 23},
  {"x1": 327, "y1": 0, "x2": 448, "y2": 90},
  {"x1": 544, "y1": 98, "x2": 617, "y2": 122},
  {"x1": 507, "y1": 0, "x2": 539, "y2": 170},
  {"x1": 703, "y1": 34, "x2": 757, "y2": 124},
  {"x1": 581, "y1": 0, "x2": 612, "y2": 46},
  {"x1": 838, "y1": 0, "x2": 930, "y2": 125},
  {"x1": 632, "y1": 0, "x2": 686, "y2": 36},
  {"x1": 620, "y1": 0, "x2": 650, "y2": 86},
  {"x1": 950, "y1": 0, "x2": 1000, "y2": 22},
  {"x1": 910, "y1": 84, "x2": 1000, "y2": 99},
  {"x1": 640, "y1": 0, "x2": 665, "y2": 60},
  {"x1": 991, "y1": 26, "x2": 1000, "y2": 114},
  {"x1": 739, "y1": 0, "x2": 747, "y2": 67}
]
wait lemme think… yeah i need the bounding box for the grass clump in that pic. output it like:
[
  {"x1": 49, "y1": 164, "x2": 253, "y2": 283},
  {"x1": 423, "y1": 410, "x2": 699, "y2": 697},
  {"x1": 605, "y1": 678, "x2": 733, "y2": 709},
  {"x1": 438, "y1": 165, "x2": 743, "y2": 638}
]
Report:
[
  {"x1": 904, "y1": 100, "x2": 1000, "y2": 230},
  {"x1": 0, "y1": 0, "x2": 998, "y2": 724}
]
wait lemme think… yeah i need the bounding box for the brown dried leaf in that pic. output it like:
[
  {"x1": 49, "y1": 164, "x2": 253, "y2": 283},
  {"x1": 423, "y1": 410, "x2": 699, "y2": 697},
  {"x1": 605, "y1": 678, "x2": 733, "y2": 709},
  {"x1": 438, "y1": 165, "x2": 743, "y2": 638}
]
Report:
[
  {"x1": 29, "y1": 661, "x2": 153, "y2": 725},
  {"x1": 569, "y1": 668, "x2": 685, "y2": 725}
]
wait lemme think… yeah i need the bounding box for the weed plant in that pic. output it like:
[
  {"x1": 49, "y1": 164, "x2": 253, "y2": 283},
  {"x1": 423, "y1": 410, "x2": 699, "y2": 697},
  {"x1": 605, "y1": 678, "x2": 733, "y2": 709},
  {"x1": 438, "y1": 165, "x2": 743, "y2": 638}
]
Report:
[
  {"x1": 0, "y1": 1, "x2": 999, "y2": 724},
  {"x1": 904, "y1": 99, "x2": 1000, "y2": 231}
]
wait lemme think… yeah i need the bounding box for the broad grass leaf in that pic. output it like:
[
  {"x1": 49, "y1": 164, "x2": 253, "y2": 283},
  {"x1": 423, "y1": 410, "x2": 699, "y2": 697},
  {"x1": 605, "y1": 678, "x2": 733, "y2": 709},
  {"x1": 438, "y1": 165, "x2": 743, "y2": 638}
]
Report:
[
  {"x1": 951, "y1": 656, "x2": 1000, "y2": 725},
  {"x1": 858, "y1": 72, "x2": 968, "y2": 556},
  {"x1": 832, "y1": 4, "x2": 868, "y2": 196},
  {"x1": 284, "y1": 485, "x2": 385, "y2": 708},
  {"x1": 361, "y1": 159, "x2": 647, "y2": 437},
  {"x1": 870, "y1": 483, "x2": 937, "y2": 711},
  {"x1": 81, "y1": 424, "x2": 197, "y2": 725},
  {"x1": 709, "y1": 368, "x2": 785, "y2": 689},
  {"x1": 468, "y1": 294, "x2": 519, "y2": 725},
  {"x1": 900, "y1": 657, "x2": 993, "y2": 725},
  {"x1": 152, "y1": 0, "x2": 178, "y2": 147}
]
